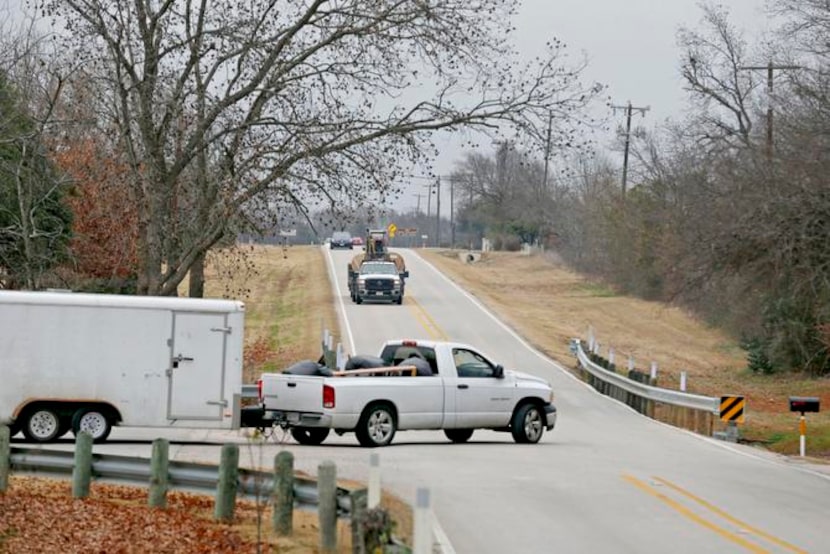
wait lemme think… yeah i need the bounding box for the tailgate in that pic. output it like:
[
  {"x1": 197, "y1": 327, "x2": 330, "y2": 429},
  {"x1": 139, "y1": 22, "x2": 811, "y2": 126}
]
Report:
[{"x1": 261, "y1": 374, "x2": 324, "y2": 412}]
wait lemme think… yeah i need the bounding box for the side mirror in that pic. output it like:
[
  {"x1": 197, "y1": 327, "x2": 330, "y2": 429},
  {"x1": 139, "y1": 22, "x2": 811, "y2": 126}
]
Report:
[
  {"x1": 402, "y1": 271, "x2": 410, "y2": 278},
  {"x1": 493, "y1": 364, "x2": 504, "y2": 379}
]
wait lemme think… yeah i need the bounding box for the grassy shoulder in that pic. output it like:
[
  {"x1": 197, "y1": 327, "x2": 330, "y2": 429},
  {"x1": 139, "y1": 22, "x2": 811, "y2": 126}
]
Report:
[{"x1": 418, "y1": 248, "x2": 830, "y2": 459}]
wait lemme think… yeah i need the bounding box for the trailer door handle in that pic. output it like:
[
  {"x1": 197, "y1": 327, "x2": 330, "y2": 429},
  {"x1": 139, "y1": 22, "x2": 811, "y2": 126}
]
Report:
[
  {"x1": 457, "y1": 384, "x2": 469, "y2": 389},
  {"x1": 287, "y1": 382, "x2": 297, "y2": 388}
]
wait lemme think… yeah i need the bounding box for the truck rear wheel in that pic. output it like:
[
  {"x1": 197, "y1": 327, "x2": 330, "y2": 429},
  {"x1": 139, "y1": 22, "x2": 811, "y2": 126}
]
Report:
[
  {"x1": 356, "y1": 404, "x2": 396, "y2": 447},
  {"x1": 22, "y1": 406, "x2": 62, "y2": 442},
  {"x1": 444, "y1": 429, "x2": 474, "y2": 443},
  {"x1": 72, "y1": 408, "x2": 113, "y2": 442},
  {"x1": 511, "y1": 403, "x2": 544, "y2": 444},
  {"x1": 290, "y1": 427, "x2": 330, "y2": 445}
]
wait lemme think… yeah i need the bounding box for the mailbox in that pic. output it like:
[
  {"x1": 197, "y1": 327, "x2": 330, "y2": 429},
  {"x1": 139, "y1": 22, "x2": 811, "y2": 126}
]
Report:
[{"x1": 789, "y1": 396, "x2": 820, "y2": 413}]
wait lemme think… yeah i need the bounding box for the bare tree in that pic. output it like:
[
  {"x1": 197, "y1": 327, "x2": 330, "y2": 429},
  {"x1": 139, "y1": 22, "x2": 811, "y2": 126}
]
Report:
[
  {"x1": 677, "y1": 3, "x2": 759, "y2": 149},
  {"x1": 0, "y1": 18, "x2": 73, "y2": 289},
  {"x1": 31, "y1": 0, "x2": 600, "y2": 296}
]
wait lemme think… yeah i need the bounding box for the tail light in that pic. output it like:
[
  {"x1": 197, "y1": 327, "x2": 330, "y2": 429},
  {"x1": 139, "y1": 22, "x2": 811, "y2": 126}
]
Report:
[
  {"x1": 257, "y1": 378, "x2": 263, "y2": 402},
  {"x1": 323, "y1": 385, "x2": 335, "y2": 409}
]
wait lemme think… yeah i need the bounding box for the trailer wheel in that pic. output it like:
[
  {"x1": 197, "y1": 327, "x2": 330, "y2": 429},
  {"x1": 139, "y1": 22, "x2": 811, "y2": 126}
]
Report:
[
  {"x1": 511, "y1": 403, "x2": 544, "y2": 444},
  {"x1": 355, "y1": 403, "x2": 396, "y2": 447},
  {"x1": 72, "y1": 408, "x2": 113, "y2": 442},
  {"x1": 21, "y1": 406, "x2": 62, "y2": 442},
  {"x1": 444, "y1": 429, "x2": 474, "y2": 443},
  {"x1": 290, "y1": 427, "x2": 330, "y2": 445}
]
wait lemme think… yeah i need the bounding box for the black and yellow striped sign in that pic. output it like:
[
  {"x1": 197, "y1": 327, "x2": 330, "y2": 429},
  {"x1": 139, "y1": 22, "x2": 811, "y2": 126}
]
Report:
[{"x1": 720, "y1": 396, "x2": 745, "y2": 423}]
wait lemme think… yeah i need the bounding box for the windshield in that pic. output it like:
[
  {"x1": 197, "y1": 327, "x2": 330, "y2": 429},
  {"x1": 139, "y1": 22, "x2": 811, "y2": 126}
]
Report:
[{"x1": 360, "y1": 263, "x2": 397, "y2": 275}]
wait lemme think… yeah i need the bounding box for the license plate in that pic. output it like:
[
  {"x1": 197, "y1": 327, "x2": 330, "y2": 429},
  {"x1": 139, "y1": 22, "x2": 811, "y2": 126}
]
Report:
[
  {"x1": 374, "y1": 291, "x2": 383, "y2": 296},
  {"x1": 287, "y1": 412, "x2": 300, "y2": 423}
]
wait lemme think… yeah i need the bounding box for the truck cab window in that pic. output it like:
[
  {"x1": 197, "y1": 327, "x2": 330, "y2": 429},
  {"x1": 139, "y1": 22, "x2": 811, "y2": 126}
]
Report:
[{"x1": 452, "y1": 348, "x2": 496, "y2": 378}]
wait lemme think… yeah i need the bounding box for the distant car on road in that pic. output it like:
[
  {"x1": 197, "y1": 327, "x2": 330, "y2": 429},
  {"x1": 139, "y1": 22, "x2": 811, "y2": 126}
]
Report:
[
  {"x1": 330, "y1": 231, "x2": 353, "y2": 249},
  {"x1": 351, "y1": 236, "x2": 364, "y2": 246}
]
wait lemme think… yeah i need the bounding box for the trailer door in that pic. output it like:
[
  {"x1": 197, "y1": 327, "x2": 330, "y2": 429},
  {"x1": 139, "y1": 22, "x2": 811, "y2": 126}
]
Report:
[{"x1": 168, "y1": 312, "x2": 228, "y2": 420}]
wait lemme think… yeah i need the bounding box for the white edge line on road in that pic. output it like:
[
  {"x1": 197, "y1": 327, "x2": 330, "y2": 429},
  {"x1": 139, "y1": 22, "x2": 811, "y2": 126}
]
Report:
[
  {"x1": 413, "y1": 249, "x2": 830, "y2": 484},
  {"x1": 323, "y1": 245, "x2": 356, "y2": 355}
]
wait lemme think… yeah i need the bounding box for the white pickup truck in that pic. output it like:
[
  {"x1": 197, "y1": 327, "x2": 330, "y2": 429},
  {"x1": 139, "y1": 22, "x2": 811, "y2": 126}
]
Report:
[{"x1": 256, "y1": 339, "x2": 557, "y2": 447}]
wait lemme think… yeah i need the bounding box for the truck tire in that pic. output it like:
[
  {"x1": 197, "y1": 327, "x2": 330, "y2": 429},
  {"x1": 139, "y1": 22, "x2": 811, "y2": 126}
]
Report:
[
  {"x1": 511, "y1": 403, "x2": 544, "y2": 444},
  {"x1": 444, "y1": 429, "x2": 474, "y2": 443},
  {"x1": 395, "y1": 296, "x2": 403, "y2": 305},
  {"x1": 72, "y1": 407, "x2": 113, "y2": 442},
  {"x1": 21, "y1": 406, "x2": 62, "y2": 442},
  {"x1": 291, "y1": 427, "x2": 330, "y2": 446},
  {"x1": 356, "y1": 403, "x2": 396, "y2": 447},
  {"x1": 355, "y1": 295, "x2": 363, "y2": 305}
]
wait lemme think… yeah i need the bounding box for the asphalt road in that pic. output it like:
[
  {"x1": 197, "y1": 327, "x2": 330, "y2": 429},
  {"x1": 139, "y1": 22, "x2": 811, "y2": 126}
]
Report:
[{"x1": 34, "y1": 246, "x2": 830, "y2": 553}]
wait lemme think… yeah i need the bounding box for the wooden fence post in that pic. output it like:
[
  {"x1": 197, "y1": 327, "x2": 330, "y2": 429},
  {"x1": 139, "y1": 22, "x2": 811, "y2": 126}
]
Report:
[
  {"x1": 214, "y1": 444, "x2": 239, "y2": 522},
  {"x1": 350, "y1": 488, "x2": 368, "y2": 554},
  {"x1": 273, "y1": 451, "x2": 294, "y2": 535},
  {"x1": 149, "y1": 438, "x2": 169, "y2": 508},
  {"x1": 0, "y1": 426, "x2": 10, "y2": 493},
  {"x1": 72, "y1": 431, "x2": 93, "y2": 499},
  {"x1": 318, "y1": 460, "x2": 337, "y2": 553}
]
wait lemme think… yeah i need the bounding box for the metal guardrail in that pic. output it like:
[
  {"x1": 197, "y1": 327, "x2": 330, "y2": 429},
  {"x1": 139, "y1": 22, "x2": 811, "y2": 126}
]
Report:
[
  {"x1": 573, "y1": 339, "x2": 720, "y2": 413},
  {"x1": 9, "y1": 447, "x2": 352, "y2": 516}
]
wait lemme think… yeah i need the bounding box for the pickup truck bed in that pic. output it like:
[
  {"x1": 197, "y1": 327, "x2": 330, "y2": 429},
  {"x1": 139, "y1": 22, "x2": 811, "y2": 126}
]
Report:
[{"x1": 257, "y1": 339, "x2": 557, "y2": 447}]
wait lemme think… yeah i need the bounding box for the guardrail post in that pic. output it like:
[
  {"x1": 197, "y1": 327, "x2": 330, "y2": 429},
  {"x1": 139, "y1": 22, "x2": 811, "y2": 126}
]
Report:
[
  {"x1": 413, "y1": 487, "x2": 432, "y2": 554},
  {"x1": 680, "y1": 371, "x2": 687, "y2": 392},
  {"x1": 214, "y1": 443, "x2": 239, "y2": 522},
  {"x1": 350, "y1": 488, "x2": 368, "y2": 554},
  {"x1": 0, "y1": 425, "x2": 10, "y2": 493},
  {"x1": 368, "y1": 452, "x2": 381, "y2": 509},
  {"x1": 318, "y1": 460, "x2": 337, "y2": 553},
  {"x1": 149, "y1": 438, "x2": 169, "y2": 508},
  {"x1": 72, "y1": 431, "x2": 93, "y2": 499},
  {"x1": 273, "y1": 451, "x2": 294, "y2": 535}
]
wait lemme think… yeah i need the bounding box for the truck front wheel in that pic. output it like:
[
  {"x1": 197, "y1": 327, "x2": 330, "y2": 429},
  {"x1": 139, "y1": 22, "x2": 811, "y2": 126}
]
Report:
[
  {"x1": 72, "y1": 408, "x2": 113, "y2": 442},
  {"x1": 511, "y1": 403, "x2": 544, "y2": 444},
  {"x1": 356, "y1": 404, "x2": 396, "y2": 447},
  {"x1": 22, "y1": 406, "x2": 62, "y2": 442},
  {"x1": 291, "y1": 427, "x2": 330, "y2": 445}
]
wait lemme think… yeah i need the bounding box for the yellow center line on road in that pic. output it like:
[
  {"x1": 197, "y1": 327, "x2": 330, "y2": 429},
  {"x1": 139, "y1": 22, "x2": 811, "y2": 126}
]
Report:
[
  {"x1": 405, "y1": 291, "x2": 449, "y2": 341},
  {"x1": 622, "y1": 474, "x2": 771, "y2": 554},
  {"x1": 651, "y1": 476, "x2": 808, "y2": 554}
]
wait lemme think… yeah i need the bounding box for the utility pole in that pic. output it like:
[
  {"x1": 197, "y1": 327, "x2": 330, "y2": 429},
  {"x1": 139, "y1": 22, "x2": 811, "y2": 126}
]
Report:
[
  {"x1": 450, "y1": 177, "x2": 455, "y2": 249},
  {"x1": 435, "y1": 177, "x2": 441, "y2": 247},
  {"x1": 740, "y1": 61, "x2": 800, "y2": 160},
  {"x1": 543, "y1": 112, "x2": 553, "y2": 189},
  {"x1": 424, "y1": 183, "x2": 433, "y2": 220},
  {"x1": 611, "y1": 101, "x2": 650, "y2": 198},
  {"x1": 412, "y1": 193, "x2": 424, "y2": 214}
]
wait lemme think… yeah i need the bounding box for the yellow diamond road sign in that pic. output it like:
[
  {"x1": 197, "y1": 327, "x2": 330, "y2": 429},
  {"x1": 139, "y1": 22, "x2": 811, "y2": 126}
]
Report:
[{"x1": 387, "y1": 223, "x2": 397, "y2": 237}]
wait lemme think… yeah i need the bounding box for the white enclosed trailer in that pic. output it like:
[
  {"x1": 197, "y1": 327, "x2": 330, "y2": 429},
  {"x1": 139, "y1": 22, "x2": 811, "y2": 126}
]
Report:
[{"x1": 0, "y1": 290, "x2": 245, "y2": 442}]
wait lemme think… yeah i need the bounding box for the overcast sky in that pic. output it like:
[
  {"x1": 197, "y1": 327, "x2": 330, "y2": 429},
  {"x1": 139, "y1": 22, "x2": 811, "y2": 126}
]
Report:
[{"x1": 399, "y1": 0, "x2": 773, "y2": 214}]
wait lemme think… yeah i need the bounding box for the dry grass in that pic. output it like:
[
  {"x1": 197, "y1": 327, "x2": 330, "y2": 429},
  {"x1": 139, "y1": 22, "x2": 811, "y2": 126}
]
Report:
[{"x1": 420, "y1": 249, "x2": 830, "y2": 459}]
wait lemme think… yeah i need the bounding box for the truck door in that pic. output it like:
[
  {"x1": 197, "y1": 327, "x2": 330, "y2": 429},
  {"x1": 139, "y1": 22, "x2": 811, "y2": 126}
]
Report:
[
  {"x1": 168, "y1": 312, "x2": 228, "y2": 420},
  {"x1": 451, "y1": 347, "x2": 514, "y2": 428}
]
